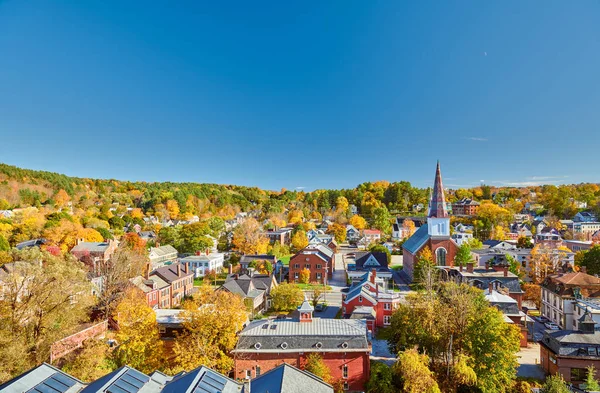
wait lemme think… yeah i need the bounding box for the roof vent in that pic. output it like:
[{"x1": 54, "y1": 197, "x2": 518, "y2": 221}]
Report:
[
  {"x1": 315, "y1": 342, "x2": 323, "y2": 349},
  {"x1": 254, "y1": 342, "x2": 262, "y2": 350},
  {"x1": 341, "y1": 342, "x2": 348, "y2": 349},
  {"x1": 270, "y1": 324, "x2": 277, "y2": 330},
  {"x1": 262, "y1": 324, "x2": 269, "y2": 329},
  {"x1": 281, "y1": 342, "x2": 288, "y2": 349}
]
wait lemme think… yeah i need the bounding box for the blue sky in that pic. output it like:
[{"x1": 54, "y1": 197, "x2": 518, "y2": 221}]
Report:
[{"x1": 1, "y1": 1, "x2": 599, "y2": 190}]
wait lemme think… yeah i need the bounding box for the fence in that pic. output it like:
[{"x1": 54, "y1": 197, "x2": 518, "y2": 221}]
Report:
[{"x1": 49, "y1": 320, "x2": 108, "y2": 364}]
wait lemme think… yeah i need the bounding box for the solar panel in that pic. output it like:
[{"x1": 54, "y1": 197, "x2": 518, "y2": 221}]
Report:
[
  {"x1": 194, "y1": 371, "x2": 227, "y2": 393},
  {"x1": 125, "y1": 369, "x2": 150, "y2": 384},
  {"x1": 27, "y1": 372, "x2": 77, "y2": 393},
  {"x1": 106, "y1": 369, "x2": 150, "y2": 393}
]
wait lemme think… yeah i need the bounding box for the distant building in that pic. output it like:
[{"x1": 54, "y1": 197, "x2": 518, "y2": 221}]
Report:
[
  {"x1": 148, "y1": 245, "x2": 178, "y2": 268},
  {"x1": 452, "y1": 198, "x2": 480, "y2": 216},
  {"x1": 15, "y1": 238, "x2": 46, "y2": 250},
  {"x1": 361, "y1": 229, "x2": 381, "y2": 245},
  {"x1": 451, "y1": 232, "x2": 473, "y2": 246},
  {"x1": 180, "y1": 252, "x2": 225, "y2": 278},
  {"x1": 219, "y1": 273, "x2": 278, "y2": 314},
  {"x1": 484, "y1": 286, "x2": 529, "y2": 347},
  {"x1": 264, "y1": 228, "x2": 293, "y2": 245},
  {"x1": 239, "y1": 255, "x2": 278, "y2": 276},
  {"x1": 574, "y1": 211, "x2": 598, "y2": 223},
  {"x1": 70, "y1": 239, "x2": 118, "y2": 275},
  {"x1": 130, "y1": 276, "x2": 159, "y2": 309},
  {"x1": 289, "y1": 244, "x2": 334, "y2": 284},
  {"x1": 345, "y1": 252, "x2": 392, "y2": 284},
  {"x1": 149, "y1": 262, "x2": 194, "y2": 307}
]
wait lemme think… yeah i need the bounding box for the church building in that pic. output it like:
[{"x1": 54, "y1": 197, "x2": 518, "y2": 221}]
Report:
[{"x1": 402, "y1": 162, "x2": 458, "y2": 282}]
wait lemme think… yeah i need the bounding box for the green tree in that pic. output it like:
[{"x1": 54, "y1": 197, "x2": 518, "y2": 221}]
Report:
[
  {"x1": 465, "y1": 237, "x2": 484, "y2": 249},
  {"x1": 586, "y1": 365, "x2": 600, "y2": 391},
  {"x1": 0, "y1": 235, "x2": 9, "y2": 252},
  {"x1": 369, "y1": 244, "x2": 391, "y2": 264},
  {"x1": 454, "y1": 244, "x2": 473, "y2": 267},
  {"x1": 506, "y1": 253, "x2": 523, "y2": 278},
  {"x1": 304, "y1": 353, "x2": 332, "y2": 384},
  {"x1": 580, "y1": 245, "x2": 600, "y2": 275},
  {"x1": 372, "y1": 206, "x2": 392, "y2": 235},
  {"x1": 540, "y1": 374, "x2": 570, "y2": 393},
  {"x1": 366, "y1": 362, "x2": 396, "y2": 393},
  {"x1": 517, "y1": 236, "x2": 534, "y2": 249},
  {"x1": 271, "y1": 283, "x2": 304, "y2": 311}
]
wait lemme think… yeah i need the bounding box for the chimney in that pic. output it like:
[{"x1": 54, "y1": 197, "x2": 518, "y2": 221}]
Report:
[
  {"x1": 466, "y1": 262, "x2": 474, "y2": 273},
  {"x1": 196, "y1": 251, "x2": 201, "y2": 256},
  {"x1": 155, "y1": 242, "x2": 160, "y2": 248},
  {"x1": 503, "y1": 265, "x2": 508, "y2": 277},
  {"x1": 176, "y1": 263, "x2": 181, "y2": 276},
  {"x1": 488, "y1": 282, "x2": 493, "y2": 294},
  {"x1": 228, "y1": 264, "x2": 233, "y2": 275},
  {"x1": 206, "y1": 249, "x2": 210, "y2": 256},
  {"x1": 460, "y1": 263, "x2": 463, "y2": 272},
  {"x1": 370, "y1": 269, "x2": 376, "y2": 284}
]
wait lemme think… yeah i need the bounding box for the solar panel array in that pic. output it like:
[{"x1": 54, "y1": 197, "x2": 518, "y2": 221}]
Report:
[
  {"x1": 106, "y1": 369, "x2": 150, "y2": 393},
  {"x1": 27, "y1": 372, "x2": 77, "y2": 393},
  {"x1": 193, "y1": 371, "x2": 227, "y2": 393}
]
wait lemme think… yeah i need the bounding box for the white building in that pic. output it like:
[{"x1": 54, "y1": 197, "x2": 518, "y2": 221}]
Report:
[
  {"x1": 149, "y1": 245, "x2": 178, "y2": 268},
  {"x1": 180, "y1": 253, "x2": 225, "y2": 278},
  {"x1": 451, "y1": 232, "x2": 473, "y2": 246}
]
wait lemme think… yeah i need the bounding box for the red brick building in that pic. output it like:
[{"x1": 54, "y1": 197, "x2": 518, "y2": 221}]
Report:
[
  {"x1": 233, "y1": 300, "x2": 371, "y2": 392},
  {"x1": 289, "y1": 244, "x2": 334, "y2": 284},
  {"x1": 149, "y1": 262, "x2": 194, "y2": 307},
  {"x1": 452, "y1": 198, "x2": 480, "y2": 216},
  {"x1": 129, "y1": 276, "x2": 159, "y2": 308},
  {"x1": 70, "y1": 239, "x2": 118, "y2": 276},
  {"x1": 540, "y1": 315, "x2": 600, "y2": 385},
  {"x1": 342, "y1": 270, "x2": 402, "y2": 332},
  {"x1": 402, "y1": 162, "x2": 459, "y2": 282}
]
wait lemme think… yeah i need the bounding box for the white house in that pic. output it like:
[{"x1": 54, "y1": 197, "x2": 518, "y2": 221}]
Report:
[
  {"x1": 180, "y1": 253, "x2": 225, "y2": 278},
  {"x1": 574, "y1": 211, "x2": 597, "y2": 223},
  {"x1": 149, "y1": 245, "x2": 178, "y2": 268},
  {"x1": 346, "y1": 225, "x2": 360, "y2": 241},
  {"x1": 451, "y1": 232, "x2": 473, "y2": 246},
  {"x1": 362, "y1": 229, "x2": 381, "y2": 244}
]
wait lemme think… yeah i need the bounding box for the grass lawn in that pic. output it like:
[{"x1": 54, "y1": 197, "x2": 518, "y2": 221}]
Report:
[
  {"x1": 279, "y1": 255, "x2": 292, "y2": 266},
  {"x1": 391, "y1": 265, "x2": 403, "y2": 271},
  {"x1": 296, "y1": 283, "x2": 332, "y2": 291}
]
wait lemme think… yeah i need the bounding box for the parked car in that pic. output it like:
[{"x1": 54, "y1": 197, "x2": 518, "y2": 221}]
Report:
[
  {"x1": 315, "y1": 303, "x2": 327, "y2": 312},
  {"x1": 544, "y1": 322, "x2": 560, "y2": 330},
  {"x1": 538, "y1": 316, "x2": 549, "y2": 323}
]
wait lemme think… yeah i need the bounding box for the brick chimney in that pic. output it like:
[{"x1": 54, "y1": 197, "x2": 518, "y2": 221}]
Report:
[
  {"x1": 196, "y1": 251, "x2": 201, "y2": 256},
  {"x1": 503, "y1": 265, "x2": 508, "y2": 277},
  {"x1": 176, "y1": 263, "x2": 181, "y2": 276},
  {"x1": 228, "y1": 264, "x2": 233, "y2": 274},
  {"x1": 488, "y1": 282, "x2": 493, "y2": 294},
  {"x1": 370, "y1": 269, "x2": 376, "y2": 284},
  {"x1": 460, "y1": 263, "x2": 463, "y2": 272},
  {"x1": 466, "y1": 262, "x2": 474, "y2": 273}
]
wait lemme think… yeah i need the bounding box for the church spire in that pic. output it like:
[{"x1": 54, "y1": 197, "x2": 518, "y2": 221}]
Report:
[{"x1": 428, "y1": 161, "x2": 448, "y2": 218}]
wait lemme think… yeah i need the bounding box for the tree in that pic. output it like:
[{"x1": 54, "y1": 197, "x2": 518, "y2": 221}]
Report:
[
  {"x1": 454, "y1": 244, "x2": 473, "y2": 267},
  {"x1": 232, "y1": 218, "x2": 269, "y2": 255},
  {"x1": 311, "y1": 287, "x2": 324, "y2": 307},
  {"x1": 394, "y1": 349, "x2": 440, "y2": 393},
  {"x1": 402, "y1": 219, "x2": 416, "y2": 237},
  {"x1": 506, "y1": 253, "x2": 523, "y2": 278},
  {"x1": 366, "y1": 362, "x2": 396, "y2": 393},
  {"x1": 291, "y1": 230, "x2": 309, "y2": 250},
  {"x1": 166, "y1": 199, "x2": 180, "y2": 219},
  {"x1": 369, "y1": 244, "x2": 391, "y2": 264},
  {"x1": 271, "y1": 283, "x2": 304, "y2": 311},
  {"x1": 114, "y1": 289, "x2": 164, "y2": 373},
  {"x1": 299, "y1": 267, "x2": 311, "y2": 284},
  {"x1": 173, "y1": 291, "x2": 247, "y2": 374},
  {"x1": 179, "y1": 222, "x2": 215, "y2": 253},
  {"x1": 327, "y1": 223, "x2": 347, "y2": 243},
  {"x1": 465, "y1": 237, "x2": 483, "y2": 249},
  {"x1": 0, "y1": 235, "x2": 9, "y2": 252},
  {"x1": 580, "y1": 245, "x2": 600, "y2": 275},
  {"x1": 523, "y1": 283, "x2": 542, "y2": 309},
  {"x1": 517, "y1": 236, "x2": 534, "y2": 249},
  {"x1": 349, "y1": 215, "x2": 367, "y2": 230},
  {"x1": 586, "y1": 365, "x2": 600, "y2": 391},
  {"x1": 304, "y1": 353, "x2": 332, "y2": 384},
  {"x1": 335, "y1": 196, "x2": 349, "y2": 214},
  {"x1": 248, "y1": 259, "x2": 273, "y2": 274},
  {"x1": 372, "y1": 206, "x2": 392, "y2": 235},
  {"x1": 540, "y1": 374, "x2": 570, "y2": 393},
  {"x1": 61, "y1": 339, "x2": 115, "y2": 382},
  {"x1": 54, "y1": 189, "x2": 71, "y2": 207},
  {"x1": 412, "y1": 246, "x2": 438, "y2": 290}
]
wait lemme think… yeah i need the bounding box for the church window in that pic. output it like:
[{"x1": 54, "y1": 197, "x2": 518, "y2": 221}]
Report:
[{"x1": 436, "y1": 248, "x2": 447, "y2": 266}]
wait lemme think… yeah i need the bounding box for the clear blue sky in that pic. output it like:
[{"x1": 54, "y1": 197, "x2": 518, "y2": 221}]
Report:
[{"x1": 1, "y1": 1, "x2": 599, "y2": 191}]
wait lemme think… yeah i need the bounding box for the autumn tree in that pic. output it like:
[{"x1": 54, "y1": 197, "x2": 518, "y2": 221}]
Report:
[
  {"x1": 114, "y1": 288, "x2": 164, "y2": 373},
  {"x1": 173, "y1": 290, "x2": 247, "y2": 374},
  {"x1": 291, "y1": 229, "x2": 309, "y2": 251},
  {"x1": 248, "y1": 259, "x2": 273, "y2": 274},
  {"x1": 327, "y1": 222, "x2": 346, "y2": 243},
  {"x1": 586, "y1": 365, "x2": 600, "y2": 391},
  {"x1": 523, "y1": 283, "x2": 542, "y2": 309},
  {"x1": 394, "y1": 349, "x2": 440, "y2": 393},
  {"x1": 232, "y1": 218, "x2": 269, "y2": 255},
  {"x1": 299, "y1": 267, "x2": 311, "y2": 284},
  {"x1": 365, "y1": 362, "x2": 396, "y2": 393},
  {"x1": 304, "y1": 353, "x2": 332, "y2": 384},
  {"x1": 271, "y1": 283, "x2": 304, "y2": 311},
  {"x1": 311, "y1": 287, "x2": 324, "y2": 307},
  {"x1": 61, "y1": 339, "x2": 115, "y2": 382},
  {"x1": 517, "y1": 236, "x2": 534, "y2": 249},
  {"x1": 579, "y1": 245, "x2": 600, "y2": 275},
  {"x1": 349, "y1": 215, "x2": 367, "y2": 230},
  {"x1": 54, "y1": 189, "x2": 71, "y2": 208},
  {"x1": 402, "y1": 219, "x2": 416, "y2": 237},
  {"x1": 540, "y1": 374, "x2": 570, "y2": 393},
  {"x1": 412, "y1": 246, "x2": 438, "y2": 290}
]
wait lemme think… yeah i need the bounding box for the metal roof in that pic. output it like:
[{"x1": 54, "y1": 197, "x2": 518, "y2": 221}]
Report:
[
  {"x1": 0, "y1": 363, "x2": 84, "y2": 393},
  {"x1": 402, "y1": 224, "x2": 429, "y2": 254},
  {"x1": 250, "y1": 364, "x2": 332, "y2": 393}
]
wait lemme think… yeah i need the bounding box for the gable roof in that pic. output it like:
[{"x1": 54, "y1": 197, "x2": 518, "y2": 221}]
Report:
[
  {"x1": 71, "y1": 242, "x2": 112, "y2": 253},
  {"x1": 402, "y1": 224, "x2": 430, "y2": 255},
  {"x1": 150, "y1": 262, "x2": 192, "y2": 284},
  {"x1": 250, "y1": 363, "x2": 332, "y2": 393},
  {"x1": 542, "y1": 272, "x2": 600, "y2": 297},
  {"x1": 79, "y1": 366, "x2": 161, "y2": 393},
  {"x1": 354, "y1": 252, "x2": 389, "y2": 271},
  {"x1": 161, "y1": 366, "x2": 243, "y2": 393},
  {"x1": 0, "y1": 363, "x2": 84, "y2": 393},
  {"x1": 149, "y1": 245, "x2": 177, "y2": 257}
]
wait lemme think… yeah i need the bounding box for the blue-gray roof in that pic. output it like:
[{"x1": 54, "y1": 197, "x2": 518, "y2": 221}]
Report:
[
  {"x1": 161, "y1": 367, "x2": 243, "y2": 393},
  {"x1": 250, "y1": 364, "x2": 332, "y2": 393},
  {"x1": 0, "y1": 363, "x2": 83, "y2": 393},
  {"x1": 402, "y1": 224, "x2": 429, "y2": 254}
]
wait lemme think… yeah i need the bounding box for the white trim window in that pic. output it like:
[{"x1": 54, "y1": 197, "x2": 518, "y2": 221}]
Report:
[{"x1": 384, "y1": 315, "x2": 391, "y2": 325}]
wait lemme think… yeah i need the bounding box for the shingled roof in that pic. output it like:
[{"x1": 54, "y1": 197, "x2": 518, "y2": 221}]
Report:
[{"x1": 542, "y1": 272, "x2": 600, "y2": 298}]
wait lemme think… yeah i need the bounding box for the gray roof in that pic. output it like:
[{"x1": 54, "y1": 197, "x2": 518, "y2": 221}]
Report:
[
  {"x1": 542, "y1": 330, "x2": 600, "y2": 359},
  {"x1": 402, "y1": 224, "x2": 429, "y2": 254},
  {"x1": 353, "y1": 252, "x2": 389, "y2": 272},
  {"x1": 220, "y1": 276, "x2": 264, "y2": 299},
  {"x1": 0, "y1": 363, "x2": 84, "y2": 393},
  {"x1": 350, "y1": 306, "x2": 376, "y2": 320},
  {"x1": 71, "y1": 242, "x2": 111, "y2": 253},
  {"x1": 250, "y1": 364, "x2": 332, "y2": 393},
  {"x1": 161, "y1": 366, "x2": 243, "y2": 393},
  {"x1": 233, "y1": 318, "x2": 369, "y2": 353},
  {"x1": 150, "y1": 262, "x2": 192, "y2": 284},
  {"x1": 80, "y1": 366, "x2": 163, "y2": 393},
  {"x1": 447, "y1": 267, "x2": 523, "y2": 294},
  {"x1": 149, "y1": 245, "x2": 177, "y2": 257},
  {"x1": 298, "y1": 298, "x2": 314, "y2": 313}
]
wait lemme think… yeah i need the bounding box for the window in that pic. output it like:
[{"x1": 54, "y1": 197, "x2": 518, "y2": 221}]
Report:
[
  {"x1": 436, "y1": 248, "x2": 447, "y2": 266},
  {"x1": 384, "y1": 303, "x2": 391, "y2": 310},
  {"x1": 316, "y1": 273, "x2": 322, "y2": 281},
  {"x1": 246, "y1": 370, "x2": 251, "y2": 379},
  {"x1": 384, "y1": 315, "x2": 391, "y2": 325},
  {"x1": 294, "y1": 264, "x2": 300, "y2": 269},
  {"x1": 256, "y1": 366, "x2": 261, "y2": 376},
  {"x1": 342, "y1": 307, "x2": 346, "y2": 314},
  {"x1": 316, "y1": 264, "x2": 322, "y2": 269},
  {"x1": 294, "y1": 272, "x2": 299, "y2": 280},
  {"x1": 305, "y1": 264, "x2": 311, "y2": 269},
  {"x1": 343, "y1": 382, "x2": 349, "y2": 391},
  {"x1": 342, "y1": 364, "x2": 348, "y2": 379},
  {"x1": 358, "y1": 296, "x2": 363, "y2": 303},
  {"x1": 159, "y1": 326, "x2": 166, "y2": 334},
  {"x1": 571, "y1": 367, "x2": 588, "y2": 381}
]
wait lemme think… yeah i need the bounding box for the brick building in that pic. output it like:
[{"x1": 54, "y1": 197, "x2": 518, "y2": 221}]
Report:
[
  {"x1": 540, "y1": 314, "x2": 600, "y2": 386},
  {"x1": 402, "y1": 162, "x2": 458, "y2": 282},
  {"x1": 149, "y1": 262, "x2": 194, "y2": 308},
  {"x1": 232, "y1": 300, "x2": 371, "y2": 392},
  {"x1": 452, "y1": 198, "x2": 480, "y2": 216},
  {"x1": 70, "y1": 239, "x2": 118, "y2": 276},
  {"x1": 289, "y1": 244, "x2": 334, "y2": 284},
  {"x1": 342, "y1": 270, "x2": 402, "y2": 332},
  {"x1": 130, "y1": 276, "x2": 159, "y2": 308}
]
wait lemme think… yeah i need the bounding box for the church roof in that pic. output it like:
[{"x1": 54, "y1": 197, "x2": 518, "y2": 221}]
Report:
[
  {"x1": 402, "y1": 224, "x2": 430, "y2": 255},
  {"x1": 428, "y1": 161, "x2": 448, "y2": 218}
]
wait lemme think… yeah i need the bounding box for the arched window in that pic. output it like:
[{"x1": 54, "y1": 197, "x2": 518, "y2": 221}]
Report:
[{"x1": 436, "y1": 248, "x2": 447, "y2": 266}]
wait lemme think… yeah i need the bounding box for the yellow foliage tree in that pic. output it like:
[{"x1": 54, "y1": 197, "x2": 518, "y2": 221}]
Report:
[
  {"x1": 327, "y1": 223, "x2": 347, "y2": 243},
  {"x1": 287, "y1": 210, "x2": 304, "y2": 226},
  {"x1": 292, "y1": 230, "x2": 309, "y2": 250},
  {"x1": 166, "y1": 199, "x2": 180, "y2": 219},
  {"x1": 114, "y1": 289, "x2": 164, "y2": 373},
  {"x1": 299, "y1": 267, "x2": 311, "y2": 284},
  {"x1": 130, "y1": 208, "x2": 144, "y2": 219},
  {"x1": 335, "y1": 196, "x2": 349, "y2": 214},
  {"x1": 402, "y1": 219, "x2": 416, "y2": 237},
  {"x1": 349, "y1": 215, "x2": 367, "y2": 230},
  {"x1": 55, "y1": 189, "x2": 71, "y2": 207},
  {"x1": 232, "y1": 218, "x2": 269, "y2": 255}
]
